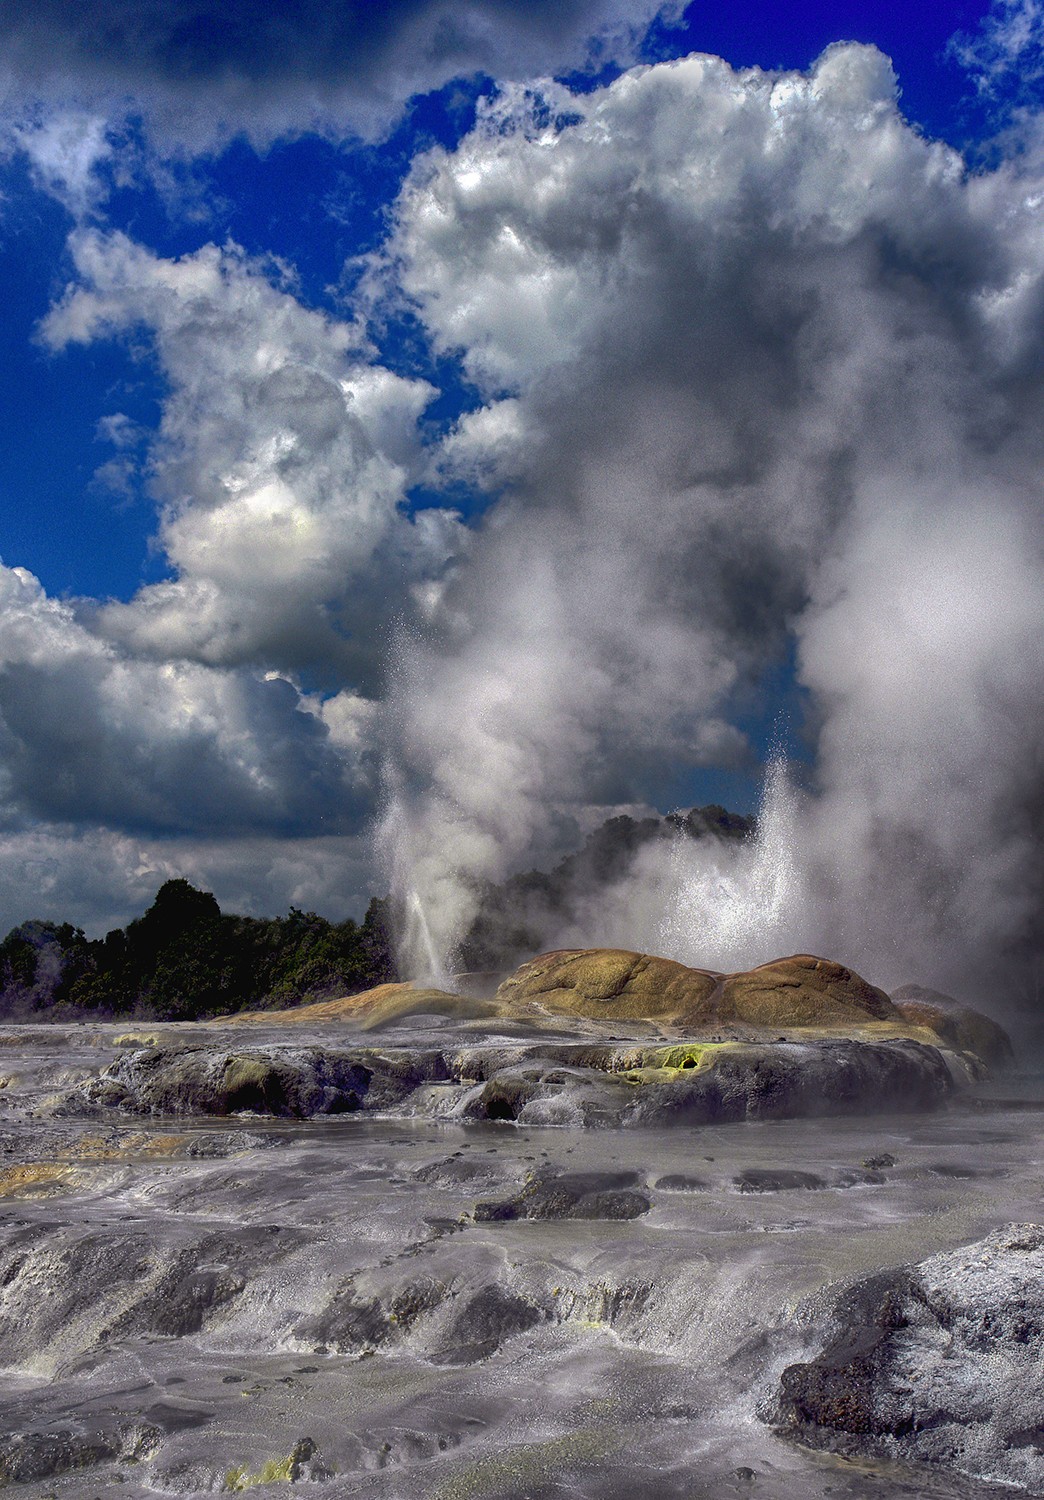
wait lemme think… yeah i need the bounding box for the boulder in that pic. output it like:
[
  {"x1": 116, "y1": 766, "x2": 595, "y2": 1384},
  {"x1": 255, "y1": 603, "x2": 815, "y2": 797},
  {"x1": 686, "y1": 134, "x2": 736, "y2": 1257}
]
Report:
[
  {"x1": 891, "y1": 984, "x2": 1013, "y2": 1068},
  {"x1": 776, "y1": 1224, "x2": 1044, "y2": 1492}
]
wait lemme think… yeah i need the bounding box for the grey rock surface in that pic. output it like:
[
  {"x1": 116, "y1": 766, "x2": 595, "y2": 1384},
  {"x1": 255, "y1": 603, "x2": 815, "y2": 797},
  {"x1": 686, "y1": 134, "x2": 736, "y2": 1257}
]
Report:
[
  {"x1": 59, "y1": 1034, "x2": 957, "y2": 1128},
  {"x1": 777, "y1": 1223, "x2": 1044, "y2": 1493}
]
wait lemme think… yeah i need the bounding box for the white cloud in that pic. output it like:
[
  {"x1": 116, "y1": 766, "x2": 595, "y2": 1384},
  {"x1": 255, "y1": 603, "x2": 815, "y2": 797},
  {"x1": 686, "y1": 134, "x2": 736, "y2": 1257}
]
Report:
[
  {"x1": 0, "y1": 561, "x2": 373, "y2": 838},
  {"x1": 951, "y1": 0, "x2": 1044, "y2": 100},
  {"x1": 0, "y1": 822, "x2": 375, "y2": 936},
  {"x1": 9, "y1": 106, "x2": 114, "y2": 214},
  {"x1": 41, "y1": 230, "x2": 462, "y2": 686}
]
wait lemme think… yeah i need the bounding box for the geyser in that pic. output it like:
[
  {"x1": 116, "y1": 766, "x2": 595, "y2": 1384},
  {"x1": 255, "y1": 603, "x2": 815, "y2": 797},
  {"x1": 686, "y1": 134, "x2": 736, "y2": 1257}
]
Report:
[
  {"x1": 658, "y1": 758, "x2": 808, "y2": 974},
  {"x1": 377, "y1": 44, "x2": 1044, "y2": 1019},
  {"x1": 402, "y1": 887, "x2": 450, "y2": 989}
]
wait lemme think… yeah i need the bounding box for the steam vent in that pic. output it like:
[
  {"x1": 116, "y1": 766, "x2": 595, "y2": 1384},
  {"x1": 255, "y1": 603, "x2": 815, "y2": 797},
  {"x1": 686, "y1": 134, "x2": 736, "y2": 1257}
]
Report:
[{"x1": 0, "y1": 948, "x2": 1031, "y2": 1498}]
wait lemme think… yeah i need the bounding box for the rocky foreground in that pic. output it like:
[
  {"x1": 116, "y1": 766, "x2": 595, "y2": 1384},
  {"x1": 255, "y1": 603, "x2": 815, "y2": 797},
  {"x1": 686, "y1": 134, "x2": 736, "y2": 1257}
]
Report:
[
  {"x1": 58, "y1": 950, "x2": 1007, "y2": 1128},
  {"x1": 0, "y1": 949, "x2": 1036, "y2": 1498}
]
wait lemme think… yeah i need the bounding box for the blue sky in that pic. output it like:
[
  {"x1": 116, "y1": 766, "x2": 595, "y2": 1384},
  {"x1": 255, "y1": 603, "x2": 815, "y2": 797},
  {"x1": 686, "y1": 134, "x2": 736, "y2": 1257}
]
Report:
[
  {"x1": 0, "y1": 0, "x2": 999, "y2": 607},
  {"x1": 0, "y1": 0, "x2": 1041, "y2": 988}
]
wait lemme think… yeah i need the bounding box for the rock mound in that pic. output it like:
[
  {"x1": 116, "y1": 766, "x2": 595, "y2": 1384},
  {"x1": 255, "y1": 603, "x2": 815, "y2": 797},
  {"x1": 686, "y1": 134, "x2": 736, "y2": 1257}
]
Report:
[
  {"x1": 719, "y1": 955, "x2": 895, "y2": 1026},
  {"x1": 214, "y1": 950, "x2": 1011, "y2": 1076},
  {"x1": 493, "y1": 949, "x2": 718, "y2": 1025},
  {"x1": 776, "y1": 1224, "x2": 1044, "y2": 1492},
  {"x1": 224, "y1": 983, "x2": 497, "y2": 1031},
  {"x1": 495, "y1": 949, "x2": 899, "y2": 1030},
  {"x1": 891, "y1": 983, "x2": 1014, "y2": 1068}
]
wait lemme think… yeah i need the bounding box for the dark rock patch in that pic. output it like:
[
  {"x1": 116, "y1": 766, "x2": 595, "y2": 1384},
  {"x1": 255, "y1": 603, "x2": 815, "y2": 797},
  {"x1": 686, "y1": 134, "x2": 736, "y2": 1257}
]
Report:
[
  {"x1": 0, "y1": 1422, "x2": 159, "y2": 1484},
  {"x1": 734, "y1": 1169, "x2": 827, "y2": 1193},
  {"x1": 0, "y1": 1224, "x2": 304, "y2": 1364},
  {"x1": 831, "y1": 1167, "x2": 885, "y2": 1188},
  {"x1": 415, "y1": 1155, "x2": 500, "y2": 1186},
  {"x1": 475, "y1": 1168, "x2": 650, "y2": 1222},
  {"x1": 626, "y1": 1040, "x2": 953, "y2": 1127},
  {"x1": 654, "y1": 1173, "x2": 709, "y2": 1191},
  {"x1": 429, "y1": 1283, "x2": 546, "y2": 1365},
  {"x1": 296, "y1": 1277, "x2": 446, "y2": 1356}
]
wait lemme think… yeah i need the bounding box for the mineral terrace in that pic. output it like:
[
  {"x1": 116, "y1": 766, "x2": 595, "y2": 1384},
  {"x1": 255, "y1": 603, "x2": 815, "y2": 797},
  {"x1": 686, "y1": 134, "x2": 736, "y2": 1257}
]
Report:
[{"x1": 0, "y1": 948, "x2": 1036, "y2": 1500}]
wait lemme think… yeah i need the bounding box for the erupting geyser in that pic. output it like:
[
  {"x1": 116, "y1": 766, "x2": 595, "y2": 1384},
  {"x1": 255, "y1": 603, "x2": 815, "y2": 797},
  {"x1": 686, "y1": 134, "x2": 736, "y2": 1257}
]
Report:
[
  {"x1": 658, "y1": 759, "x2": 808, "y2": 973},
  {"x1": 402, "y1": 887, "x2": 450, "y2": 990}
]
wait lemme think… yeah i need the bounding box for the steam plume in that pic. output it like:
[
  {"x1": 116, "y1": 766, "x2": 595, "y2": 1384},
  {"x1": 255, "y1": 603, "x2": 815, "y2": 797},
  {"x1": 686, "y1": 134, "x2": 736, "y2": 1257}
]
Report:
[{"x1": 378, "y1": 46, "x2": 1044, "y2": 1013}]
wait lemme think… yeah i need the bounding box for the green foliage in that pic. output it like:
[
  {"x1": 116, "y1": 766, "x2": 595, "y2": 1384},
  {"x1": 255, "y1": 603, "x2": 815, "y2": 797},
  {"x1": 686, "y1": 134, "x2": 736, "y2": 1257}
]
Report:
[{"x1": 0, "y1": 880, "x2": 396, "y2": 1022}]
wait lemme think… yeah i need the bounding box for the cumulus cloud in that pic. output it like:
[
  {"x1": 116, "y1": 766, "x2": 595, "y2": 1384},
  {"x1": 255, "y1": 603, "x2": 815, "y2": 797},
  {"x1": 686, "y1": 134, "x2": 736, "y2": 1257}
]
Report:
[
  {"x1": 41, "y1": 229, "x2": 461, "y2": 689},
  {"x1": 0, "y1": 822, "x2": 374, "y2": 936},
  {"x1": 0, "y1": 0, "x2": 677, "y2": 163},
  {"x1": 0, "y1": 561, "x2": 371, "y2": 838},
  {"x1": 3, "y1": 17, "x2": 1044, "y2": 1009},
  {"x1": 377, "y1": 45, "x2": 1044, "y2": 1004},
  {"x1": 0, "y1": 222, "x2": 479, "y2": 915}
]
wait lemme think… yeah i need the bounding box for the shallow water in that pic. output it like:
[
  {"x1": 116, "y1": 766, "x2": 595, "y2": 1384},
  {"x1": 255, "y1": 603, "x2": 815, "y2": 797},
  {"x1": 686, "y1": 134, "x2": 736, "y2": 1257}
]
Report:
[{"x1": 0, "y1": 1025, "x2": 1038, "y2": 1497}]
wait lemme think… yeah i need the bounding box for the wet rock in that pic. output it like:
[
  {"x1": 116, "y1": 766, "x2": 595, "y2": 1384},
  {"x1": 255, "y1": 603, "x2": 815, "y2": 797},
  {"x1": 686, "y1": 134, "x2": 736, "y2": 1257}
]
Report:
[
  {"x1": 862, "y1": 1152, "x2": 897, "y2": 1170},
  {"x1": 300, "y1": 1289, "x2": 390, "y2": 1354},
  {"x1": 891, "y1": 984, "x2": 1013, "y2": 1069},
  {"x1": 108, "y1": 1229, "x2": 280, "y2": 1338},
  {"x1": 625, "y1": 1040, "x2": 953, "y2": 1126},
  {"x1": 475, "y1": 1168, "x2": 650, "y2": 1221},
  {"x1": 0, "y1": 1421, "x2": 158, "y2": 1484},
  {"x1": 297, "y1": 1277, "x2": 446, "y2": 1355},
  {"x1": 430, "y1": 1283, "x2": 546, "y2": 1364},
  {"x1": 831, "y1": 1167, "x2": 886, "y2": 1187},
  {"x1": 415, "y1": 1154, "x2": 502, "y2": 1186},
  {"x1": 0, "y1": 1229, "x2": 151, "y2": 1363},
  {"x1": 465, "y1": 1074, "x2": 542, "y2": 1122},
  {"x1": 734, "y1": 1169, "x2": 827, "y2": 1193},
  {"x1": 0, "y1": 1224, "x2": 303, "y2": 1366},
  {"x1": 775, "y1": 1223, "x2": 1044, "y2": 1492},
  {"x1": 70, "y1": 1044, "x2": 449, "y2": 1119},
  {"x1": 654, "y1": 1173, "x2": 709, "y2": 1191}
]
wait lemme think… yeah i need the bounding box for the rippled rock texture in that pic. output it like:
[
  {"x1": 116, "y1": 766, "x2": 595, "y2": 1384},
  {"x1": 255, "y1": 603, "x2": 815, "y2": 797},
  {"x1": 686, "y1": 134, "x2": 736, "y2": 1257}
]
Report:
[
  {"x1": 0, "y1": 951, "x2": 1022, "y2": 1499},
  {"x1": 777, "y1": 1224, "x2": 1044, "y2": 1492},
  {"x1": 495, "y1": 949, "x2": 899, "y2": 1029}
]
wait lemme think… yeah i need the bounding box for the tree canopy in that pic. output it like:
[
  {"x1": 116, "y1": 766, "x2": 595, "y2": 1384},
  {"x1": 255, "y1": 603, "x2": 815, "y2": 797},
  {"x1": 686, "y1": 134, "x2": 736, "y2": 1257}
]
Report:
[{"x1": 0, "y1": 882, "x2": 394, "y2": 1021}]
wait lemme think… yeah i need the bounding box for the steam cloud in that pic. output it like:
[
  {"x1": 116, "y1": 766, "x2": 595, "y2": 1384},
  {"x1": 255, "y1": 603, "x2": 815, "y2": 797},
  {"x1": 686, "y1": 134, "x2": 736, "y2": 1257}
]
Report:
[{"x1": 378, "y1": 45, "x2": 1044, "y2": 1010}]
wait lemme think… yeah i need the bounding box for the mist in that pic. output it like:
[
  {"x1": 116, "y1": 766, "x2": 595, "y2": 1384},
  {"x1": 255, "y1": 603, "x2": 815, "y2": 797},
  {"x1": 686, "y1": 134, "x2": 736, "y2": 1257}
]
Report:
[{"x1": 378, "y1": 45, "x2": 1044, "y2": 1017}]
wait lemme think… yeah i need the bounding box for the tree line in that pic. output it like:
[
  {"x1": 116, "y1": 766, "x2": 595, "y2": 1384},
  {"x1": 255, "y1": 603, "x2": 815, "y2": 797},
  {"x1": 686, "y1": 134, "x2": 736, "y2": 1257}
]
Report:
[{"x1": 0, "y1": 879, "x2": 395, "y2": 1021}]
